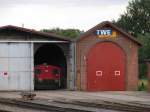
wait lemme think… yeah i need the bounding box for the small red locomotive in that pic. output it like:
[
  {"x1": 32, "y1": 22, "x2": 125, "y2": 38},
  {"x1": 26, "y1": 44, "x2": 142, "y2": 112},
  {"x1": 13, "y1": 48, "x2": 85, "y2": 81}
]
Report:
[{"x1": 34, "y1": 64, "x2": 62, "y2": 89}]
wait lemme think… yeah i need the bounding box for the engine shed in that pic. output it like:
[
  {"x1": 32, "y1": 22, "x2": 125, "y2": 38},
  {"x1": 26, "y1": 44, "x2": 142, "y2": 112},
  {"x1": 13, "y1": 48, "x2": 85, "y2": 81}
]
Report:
[
  {"x1": 0, "y1": 25, "x2": 75, "y2": 91},
  {"x1": 76, "y1": 21, "x2": 141, "y2": 91},
  {"x1": 0, "y1": 21, "x2": 141, "y2": 91}
]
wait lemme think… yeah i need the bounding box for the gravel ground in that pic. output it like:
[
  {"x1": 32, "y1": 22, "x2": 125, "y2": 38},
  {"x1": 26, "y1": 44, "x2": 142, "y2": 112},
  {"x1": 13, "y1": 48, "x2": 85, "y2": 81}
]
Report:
[
  {"x1": 0, "y1": 103, "x2": 49, "y2": 112},
  {"x1": 0, "y1": 103, "x2": 122, "y2": 112},
  {"x1": 0, "y1": 91, "x2": 149, "y2": 112}
]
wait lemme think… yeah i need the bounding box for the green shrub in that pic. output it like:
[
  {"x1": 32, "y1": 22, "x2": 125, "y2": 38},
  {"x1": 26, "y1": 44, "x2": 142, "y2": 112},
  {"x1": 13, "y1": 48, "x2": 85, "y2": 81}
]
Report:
[{"x1": 138, "y1": 79, "x2": 148, "y2": 91}]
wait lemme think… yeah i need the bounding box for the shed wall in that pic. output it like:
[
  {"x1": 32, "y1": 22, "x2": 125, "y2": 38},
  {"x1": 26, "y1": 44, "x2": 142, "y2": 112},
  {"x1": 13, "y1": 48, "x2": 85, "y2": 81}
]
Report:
[
  {"x1": 0, "y1": 43, "x2": 34, "y2": 91},
  {"x1": 76, "y1": 30, "x2": 139, "y2": 91}
]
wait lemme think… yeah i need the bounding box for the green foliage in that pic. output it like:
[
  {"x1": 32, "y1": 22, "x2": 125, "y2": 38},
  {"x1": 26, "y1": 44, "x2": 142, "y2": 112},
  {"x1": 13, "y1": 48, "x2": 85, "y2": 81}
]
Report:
[
  {"x1": 115, "y1": 0, "x2": 150, "y2": 79},
  {"x1": 41, "y1": 28, "x2": 84, "y2": 39},
  {"x1": 138, "y1": 79, "x2": 148, "y2": 91},
  {"x1": 115, "y1": 0, "x2": 150, "y2": 37},
  {"x1": 139, "y1": 63, "x2": 147, "y2": 79},
  {"x1": 137, "y1": 33, "x2": 150, "y2": 78},
  {"x1": 138, "y1": 33, "x2": 150, "y2": 61}
]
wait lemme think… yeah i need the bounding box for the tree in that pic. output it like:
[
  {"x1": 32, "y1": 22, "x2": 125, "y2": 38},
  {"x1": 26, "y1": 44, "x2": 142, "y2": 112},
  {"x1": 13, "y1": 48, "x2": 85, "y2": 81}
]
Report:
[
  {"x1": 41, "y1": 28, "x2": 84, "y2": 39},
  {"x1": 114, "y1": 0, "x2": 150, "y2": 79},
  {"x1": 115, "y1": 0, "x2": 150, "y2": 36},
  {"x1": 137, "y1": 33, "x2": 150, "y2": 78}
]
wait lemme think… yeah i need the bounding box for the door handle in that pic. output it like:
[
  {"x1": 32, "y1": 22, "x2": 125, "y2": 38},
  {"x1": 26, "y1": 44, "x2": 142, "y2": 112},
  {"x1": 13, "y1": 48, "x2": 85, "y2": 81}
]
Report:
[
  {"x1": 96, "y1": 71, "x2": 102, "y2": 76},
  {"x1": 114, "y1": 71, "x2": 120, "y2": 76}
]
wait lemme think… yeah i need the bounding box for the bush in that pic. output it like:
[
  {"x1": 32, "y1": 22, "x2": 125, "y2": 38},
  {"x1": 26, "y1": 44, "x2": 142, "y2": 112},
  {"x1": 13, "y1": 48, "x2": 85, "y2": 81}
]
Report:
[{"x1": 138, "y1": 79, "x2": 148, "y2": 91}]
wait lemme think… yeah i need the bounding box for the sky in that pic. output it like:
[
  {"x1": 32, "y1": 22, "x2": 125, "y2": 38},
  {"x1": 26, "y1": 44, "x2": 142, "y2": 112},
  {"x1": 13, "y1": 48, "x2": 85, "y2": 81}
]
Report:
[{"x1": 0, "y1": 0, "x2": 130, "y2": 31}]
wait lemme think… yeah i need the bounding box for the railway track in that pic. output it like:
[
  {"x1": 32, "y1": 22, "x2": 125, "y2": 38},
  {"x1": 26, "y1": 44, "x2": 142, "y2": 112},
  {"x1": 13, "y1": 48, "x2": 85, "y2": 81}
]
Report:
[
  {"x1": 0, "y1": 98, "x2": 149, "y2": 112},
  {"x1": 0, "y1": 98, "x2": 91, "y2": 112},
  {"x1": 54, "y1": 100, "x2": 150, "y2": 112},
  {"x1": 0, "y1": 109, "x2": 11, "y2": 112}
]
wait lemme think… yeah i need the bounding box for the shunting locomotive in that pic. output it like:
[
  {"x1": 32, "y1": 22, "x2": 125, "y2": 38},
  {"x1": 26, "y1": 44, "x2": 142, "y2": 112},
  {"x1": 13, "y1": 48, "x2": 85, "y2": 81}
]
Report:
[{"x1": 34, "y1": 64, "x2": 62, "y2": 89}]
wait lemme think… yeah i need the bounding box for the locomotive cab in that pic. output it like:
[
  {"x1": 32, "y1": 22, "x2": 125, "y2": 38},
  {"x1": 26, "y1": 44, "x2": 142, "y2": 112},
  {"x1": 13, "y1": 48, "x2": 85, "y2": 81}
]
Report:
[{"x1": 34, "y1": 64, "x2": 62, "y2": 90}]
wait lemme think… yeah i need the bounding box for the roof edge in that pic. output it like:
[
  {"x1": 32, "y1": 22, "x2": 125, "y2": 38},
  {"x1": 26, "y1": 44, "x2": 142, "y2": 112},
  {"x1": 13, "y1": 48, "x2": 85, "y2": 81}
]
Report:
[
  {"x1": 0, "y1": 25, "x2": 72, "y2": 42},
  {"x1": 76, "y1": 21, "x2": 142, "y2": 46}
]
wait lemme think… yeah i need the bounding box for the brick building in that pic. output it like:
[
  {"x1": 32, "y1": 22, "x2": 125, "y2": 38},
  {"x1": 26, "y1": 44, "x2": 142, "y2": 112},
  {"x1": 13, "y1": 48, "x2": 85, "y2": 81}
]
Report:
[
  {"x1": 0, "y1": 21, "x2": 141, "y2": 91},
  {"x1": 76, "y1": 21, "x2": 141, "y2": 91}
]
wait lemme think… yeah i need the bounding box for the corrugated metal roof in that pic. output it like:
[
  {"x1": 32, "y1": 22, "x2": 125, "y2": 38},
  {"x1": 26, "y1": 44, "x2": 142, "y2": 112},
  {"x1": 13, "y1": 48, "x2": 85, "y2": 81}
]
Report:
[{"x1": 0, "y1": 25, "x2": 71, "y2": 41}]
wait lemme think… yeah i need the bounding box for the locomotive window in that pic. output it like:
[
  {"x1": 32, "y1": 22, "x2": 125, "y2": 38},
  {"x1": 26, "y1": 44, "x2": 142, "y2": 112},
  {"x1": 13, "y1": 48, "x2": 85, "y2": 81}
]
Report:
[
  {"x1": 52, "y1": 69, "x2": 59, "y2": 75},
  {"x1": 35, "y1": 69, "x2": 41, "y2": 75}
]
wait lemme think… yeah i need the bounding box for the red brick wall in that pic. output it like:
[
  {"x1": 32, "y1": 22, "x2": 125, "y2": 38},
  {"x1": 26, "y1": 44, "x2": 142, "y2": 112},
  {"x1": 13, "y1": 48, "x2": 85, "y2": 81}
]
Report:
[{"x1": 76, "y1": 27, "x2": 139, "y2": 91}]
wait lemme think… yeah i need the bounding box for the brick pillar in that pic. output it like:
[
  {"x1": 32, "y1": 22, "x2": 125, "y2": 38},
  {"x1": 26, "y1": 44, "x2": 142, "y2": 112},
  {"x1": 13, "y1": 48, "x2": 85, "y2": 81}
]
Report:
[{"x1": 146, "y1": 61, "x2": 150, "y2": 91}]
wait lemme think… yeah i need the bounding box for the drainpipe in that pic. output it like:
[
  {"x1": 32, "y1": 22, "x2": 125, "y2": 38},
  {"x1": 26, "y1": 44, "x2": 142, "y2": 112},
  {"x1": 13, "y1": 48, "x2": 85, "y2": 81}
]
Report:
[{"x1": 74, "y1": 42, "x2": 77, "y2": 90}]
